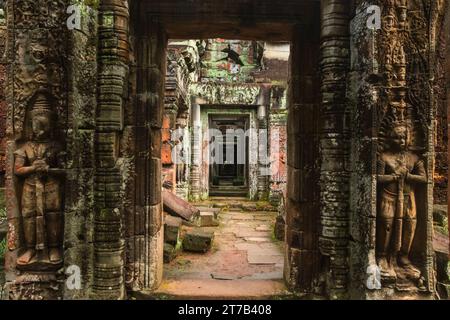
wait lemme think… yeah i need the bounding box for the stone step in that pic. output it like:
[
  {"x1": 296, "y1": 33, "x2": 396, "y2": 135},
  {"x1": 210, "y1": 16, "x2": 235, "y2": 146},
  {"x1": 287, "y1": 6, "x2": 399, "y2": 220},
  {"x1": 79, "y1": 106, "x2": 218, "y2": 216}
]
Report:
[{"x1": 138, "y1": 279, "x2": 295, "y2": 300}]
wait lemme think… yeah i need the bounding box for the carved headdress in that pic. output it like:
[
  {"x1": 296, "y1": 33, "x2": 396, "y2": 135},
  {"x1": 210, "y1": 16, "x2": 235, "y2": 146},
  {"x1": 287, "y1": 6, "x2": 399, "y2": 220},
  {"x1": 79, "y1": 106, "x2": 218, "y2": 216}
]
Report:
[
  {"x1": 378, "y1": 110, "x2": 409, "y2": 152},
  {"x1": 24, "y1": 88, "x2": 56, "y2": 140},
  {"x1": 30, "y1": 88, "x2": 54, "y2": 119}
]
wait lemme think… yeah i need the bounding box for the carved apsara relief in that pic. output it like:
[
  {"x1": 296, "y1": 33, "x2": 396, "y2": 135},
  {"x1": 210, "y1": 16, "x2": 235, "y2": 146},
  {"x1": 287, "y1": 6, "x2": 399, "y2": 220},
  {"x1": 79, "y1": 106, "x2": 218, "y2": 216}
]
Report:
[
  {"x1": 8, "y1": 0, "x2": 68, "y2": 274},
  {"x1": 190, "y1": 83, "x2": 261, "y2": 105},
  {"x1": 14, "y1": 89, "x2": 65, "y2": 270},
  {"x1": 375, "y1": 0, "x2": 435, "y2": 291}
]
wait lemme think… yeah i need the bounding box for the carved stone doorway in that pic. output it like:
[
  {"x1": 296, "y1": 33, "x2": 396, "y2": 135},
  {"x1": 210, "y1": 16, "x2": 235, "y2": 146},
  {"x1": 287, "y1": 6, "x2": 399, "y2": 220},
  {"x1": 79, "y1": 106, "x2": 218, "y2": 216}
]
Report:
[
  {"x1": 208, "y1": 114, "x2": 249, "y2": 198},
  {"x1": 127, "y1": 0, "x2": 323, "y2": 298}
]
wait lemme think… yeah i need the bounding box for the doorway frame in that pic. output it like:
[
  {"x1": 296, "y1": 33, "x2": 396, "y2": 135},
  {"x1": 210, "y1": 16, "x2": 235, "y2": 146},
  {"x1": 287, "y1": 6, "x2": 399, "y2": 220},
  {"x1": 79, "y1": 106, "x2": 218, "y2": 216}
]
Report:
[
  {"x1": 127, "y1": 0, "x2": 323, "y2": 296},
  {"x1": 207, "y1": 113, "x2": 250, "y2": 197}
]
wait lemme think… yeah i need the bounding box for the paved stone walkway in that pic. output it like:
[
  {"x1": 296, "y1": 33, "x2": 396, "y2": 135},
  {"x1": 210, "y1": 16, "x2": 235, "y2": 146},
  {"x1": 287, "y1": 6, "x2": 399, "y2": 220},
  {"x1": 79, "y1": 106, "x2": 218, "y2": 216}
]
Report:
[{"x1": 156, "y1": 199, "x2": 288, "y2": 299}]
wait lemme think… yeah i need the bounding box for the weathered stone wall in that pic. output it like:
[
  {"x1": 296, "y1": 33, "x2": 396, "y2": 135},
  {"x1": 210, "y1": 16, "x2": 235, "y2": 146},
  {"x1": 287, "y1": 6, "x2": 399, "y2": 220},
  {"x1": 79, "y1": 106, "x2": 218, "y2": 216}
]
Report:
[
  {"x1": 434, "y1": 17, "x2": 448, "y2": 205},
  {"x1": 1, "y1": 0, "x2": 446, "y2": 301},
  {"x1": 200, "y1": 39, "x2": 262, "y2": 83},
  {"x1": 162, "y1": 42, "x2": 197, "y2": 196},
  {"x1": 0, "y1": 19, "x2": 6, "y2": 187},
  {"x1": 63, "y1": 2, "x2": 99, "y2": 300},
  {"x1": 348, "y1": 0, "x2": 448, "y2": 299},
  {"x1": 4, "y1": 0, "x2": 70, "y2": 299}
]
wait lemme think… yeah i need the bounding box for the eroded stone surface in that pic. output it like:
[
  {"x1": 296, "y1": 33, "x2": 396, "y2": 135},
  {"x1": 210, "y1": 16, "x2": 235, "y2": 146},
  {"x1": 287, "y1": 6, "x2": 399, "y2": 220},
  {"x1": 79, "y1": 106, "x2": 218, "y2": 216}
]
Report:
[
  {"x1": 164, "y1": 201, "x2": 284, "y2": 285},
  {"x1": 182, "y1": 229, "x2": 214, "y2": 253}
]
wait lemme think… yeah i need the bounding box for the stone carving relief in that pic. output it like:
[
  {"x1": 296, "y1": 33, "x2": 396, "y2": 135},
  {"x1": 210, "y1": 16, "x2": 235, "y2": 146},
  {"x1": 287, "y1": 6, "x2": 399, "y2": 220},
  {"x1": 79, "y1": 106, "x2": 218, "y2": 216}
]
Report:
[
  {"x1": 12, "y1": 5, "x2": 67, "y2": 138},
  {"x1": 14, "y1": 89, "x2": 65, "y2": 270},
  {"x1": 375, "y1": 0, "x2": 435, "y2": 291},
  {"x1": 190, "y1": 83, "x2": 261, "y2": 105},
  {"x1": 377, "y1": 119, "x2": 427, "y2": 288}
]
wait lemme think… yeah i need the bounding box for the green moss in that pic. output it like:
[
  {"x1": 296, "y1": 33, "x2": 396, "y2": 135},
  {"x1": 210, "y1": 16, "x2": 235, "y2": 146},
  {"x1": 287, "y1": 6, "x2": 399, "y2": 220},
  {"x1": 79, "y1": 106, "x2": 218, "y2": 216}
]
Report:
[{"x1": 73, "y1": 0, "x2": 100, "y2": 10}]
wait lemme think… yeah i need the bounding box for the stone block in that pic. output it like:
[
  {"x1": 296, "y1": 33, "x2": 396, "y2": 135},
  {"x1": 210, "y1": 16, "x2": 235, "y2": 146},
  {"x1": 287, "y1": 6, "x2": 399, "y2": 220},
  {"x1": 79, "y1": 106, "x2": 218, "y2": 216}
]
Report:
[
  {"x1": 196, "y1": 207, "x2": 220, "y2": 219},
  {"x1": 163, "y1": 243, "x2": 177, "y2": 263},
  {"x1": 163, "y1": 189, "x2": 199, "y2": 220},
  {"x1": 199, "y1": 212, "x2": 219, "y2": 227},
  {"x1": 436, "y1": 250, "x2": 450, "y2": 283},
  {"x1": 164, "y1": 215, "x2": 182, "y2": 246},
  {"x1": 438, "y1": 282, "x2": 450, "y2": 299},
  {"x1": 274, "y1": 215, "x2": 286, "y2": 241},
  {"x1": 182, "y1": 229, "x2": 214, "y2": 253},
  {"x1": 433, "y1": 205, "x2": 448, "y2": 227}
]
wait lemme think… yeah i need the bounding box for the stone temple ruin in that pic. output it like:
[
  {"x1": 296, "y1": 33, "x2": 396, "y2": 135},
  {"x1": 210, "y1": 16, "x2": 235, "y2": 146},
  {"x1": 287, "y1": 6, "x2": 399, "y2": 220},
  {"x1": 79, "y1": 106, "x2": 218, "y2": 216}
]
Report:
[{"x1": 0, "y1": 0, "x2": 449, "y2": 300}]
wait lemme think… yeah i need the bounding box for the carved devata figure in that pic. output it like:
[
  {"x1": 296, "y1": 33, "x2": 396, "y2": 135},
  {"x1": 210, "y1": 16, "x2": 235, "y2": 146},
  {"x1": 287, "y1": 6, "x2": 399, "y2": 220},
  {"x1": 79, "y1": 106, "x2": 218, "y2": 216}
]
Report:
[
  {"x1": 376, "y1": 119, "x2": 426, "y2": 287},
  {"x1": 14, "y1": 89, "x2": 65, "y2": 270}
]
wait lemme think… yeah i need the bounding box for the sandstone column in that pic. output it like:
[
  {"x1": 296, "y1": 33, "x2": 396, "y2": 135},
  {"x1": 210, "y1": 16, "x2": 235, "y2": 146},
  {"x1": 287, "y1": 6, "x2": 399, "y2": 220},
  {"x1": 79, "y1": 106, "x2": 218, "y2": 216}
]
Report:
[
  {"x1": 190, "y1": 101, "x2": 202, "y2": 201},
  {"x1": 92, "y1": 0, "x2": 129, "y2": 299},
  {"x1": 319, "y1": 0, "x2": 351, "y2": 299},
  {"x1": 257, "y1": 103, "x2": 269, "y2": 201},
  {"x1": 284, "y1": 21, "x2": 321, "y2": 292},
  {"x1": 126, "y1": 2, "x2": 166, "y2": 291}
]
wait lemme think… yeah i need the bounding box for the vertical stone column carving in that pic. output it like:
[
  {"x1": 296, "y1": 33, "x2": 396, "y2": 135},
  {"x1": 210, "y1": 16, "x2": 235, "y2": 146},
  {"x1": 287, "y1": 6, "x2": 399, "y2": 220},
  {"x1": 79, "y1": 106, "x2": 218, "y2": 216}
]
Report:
[
  {"x1": 319, "y1": 0, "x2": 351, "y2": 299},
  {"x1": 447, "y1": 3, "x2": 450, "y2": 253},
  {"x1": 190, "y1": 101, "x2": 202, "y2": 201},
  {"x1": 93, "y1": 0, "x2": 129, "y2": 299},
  {"x1": 0, "y1": 10, "x2": 6, "y2": 183},
  {"x1": 257, "y1": 101, "x2": 269, "y2": 201},
  {"x1": 285, "y1": 21, "x2": 321, "y2": 293},
  {"x1": 5, "y1": 0, "x2": 68, "y2": 300},
  {"x1": 126, "y1": 2, "x2": 166, "y2": 291}
]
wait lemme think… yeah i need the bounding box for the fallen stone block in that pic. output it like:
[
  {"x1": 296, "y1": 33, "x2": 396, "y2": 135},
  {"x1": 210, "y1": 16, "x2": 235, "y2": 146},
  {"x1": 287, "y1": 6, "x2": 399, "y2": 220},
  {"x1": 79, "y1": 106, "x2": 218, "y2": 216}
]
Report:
[
  {"x1": 196, "y1": 206, "x2": 221, "y2": 219},
  {"x1": 164, "y1": 215, "x2": 182, "y2": 246},
  {"x1": 199, "y1": 212, "x2": 219, "y2": 227},
  {"x1": 183, "y1": 229, "x2": 214, "y2": 253},
  {"x1": 163, "y1": 189, "x2": 199, "y2": 221},
  {"x1": 163, "y1": 243, "x2": 177, "y2": 263}
]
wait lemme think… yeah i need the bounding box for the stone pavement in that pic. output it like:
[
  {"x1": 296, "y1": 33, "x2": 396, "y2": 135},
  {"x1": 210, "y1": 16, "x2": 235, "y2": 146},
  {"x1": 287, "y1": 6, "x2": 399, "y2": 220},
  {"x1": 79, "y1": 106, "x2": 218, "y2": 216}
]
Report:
[{"x1": 155, "y1": 199, "x2": 289, "y2": 299}]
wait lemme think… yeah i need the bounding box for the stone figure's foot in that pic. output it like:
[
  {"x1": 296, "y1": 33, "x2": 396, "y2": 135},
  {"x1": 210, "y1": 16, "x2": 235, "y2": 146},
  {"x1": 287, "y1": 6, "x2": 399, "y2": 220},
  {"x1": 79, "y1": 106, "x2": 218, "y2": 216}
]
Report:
[
  {"x1": 397, "y1": 255, "x2": 421, "y2": 279},
  {"x1": 377, "y1": 256, "x2": 396, "y2": 278},
  {"x1": 49, "y1": 248, "x2": 62, "y2": 264},
  {"x1": 17, "y1": 249, "x2": 36, "y2": 265}
]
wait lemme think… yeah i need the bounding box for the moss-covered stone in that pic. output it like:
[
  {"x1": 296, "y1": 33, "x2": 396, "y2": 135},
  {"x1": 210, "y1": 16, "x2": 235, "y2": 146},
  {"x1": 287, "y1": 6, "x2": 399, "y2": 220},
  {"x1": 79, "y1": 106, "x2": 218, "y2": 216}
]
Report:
[
  {"x1": 182, "y1": 229, "x2": 214, "y2": 253},
  {"x1": 163, "y1": 243, "x2": 177, "y2": 263}
]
